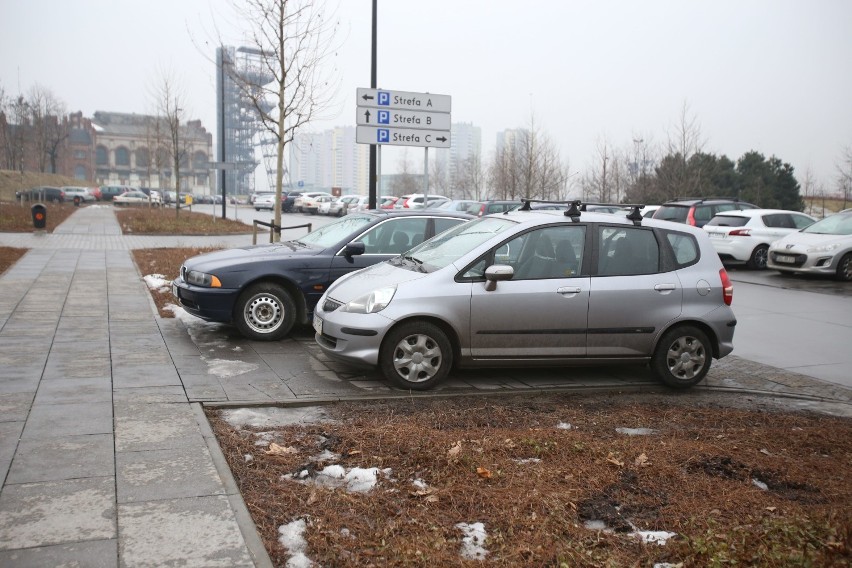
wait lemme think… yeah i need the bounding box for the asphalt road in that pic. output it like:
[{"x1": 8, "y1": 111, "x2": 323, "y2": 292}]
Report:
[{"x1": 190, "y1": 203, "x2": 852, "y2": 389}]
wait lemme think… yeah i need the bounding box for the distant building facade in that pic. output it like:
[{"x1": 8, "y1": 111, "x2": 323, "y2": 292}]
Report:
[{"x1": 92, "y1": 111, "x2": 213, "y2": 193}]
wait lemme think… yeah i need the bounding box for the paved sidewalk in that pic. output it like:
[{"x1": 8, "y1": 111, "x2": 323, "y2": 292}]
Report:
[{"x1": 0, "y1": 205, "x2": 850, "y2": 567}]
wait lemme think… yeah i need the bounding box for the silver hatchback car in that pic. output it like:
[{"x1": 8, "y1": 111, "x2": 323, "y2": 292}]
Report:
[{"x1": 314, "y1": 202, "x2": 737, "y2": 391}]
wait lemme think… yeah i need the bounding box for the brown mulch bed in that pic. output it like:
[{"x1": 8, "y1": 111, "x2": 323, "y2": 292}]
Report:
[
  {"x1": 115, "y1": 207, "x2": 252, "y2": 235},
  {"x1": 0, "y1": 200, "x2": 79, "y2": 232},
  {"x1": 132, "y1": 247, "x2": 221, "y2": 317},
  {"x1": 207, "y1": 393, "x2": 851, "y2": 567},
  {"x1": 0, "y1": 246, "x2": 28, "y2": 275}
]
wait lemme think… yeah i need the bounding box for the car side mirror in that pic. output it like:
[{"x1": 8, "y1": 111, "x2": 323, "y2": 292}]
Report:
[
  {"x1": 484, "y1": 264, "x2": 514, "y2": 291},
  {"x1": 343, "y1": 242, "x2": 366, "y2": 260}
]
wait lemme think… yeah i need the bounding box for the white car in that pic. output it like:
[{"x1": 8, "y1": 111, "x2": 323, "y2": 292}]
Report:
[
  {"x1": 704, "y1": 209, "x2": 816, "y2": 269},
  {"x1": 254, "y1": 193, "x2": 276, "y2": 211},
  {"x1": 294, "y1": 191, "x2": 332, "y2": 213},
  {"x1": 62, "y1": 186, "x2": 96, "y2": 203},
  {"x1": 113, "y1": 190, "x2": 157, "y2": 207},
  {"x1": 326, "y1": 195, "x2": 362, "y2": 216},
  {"x1": 398, "y1": 193, "x2": 449, "y2": 209},
  {"x1": 313, "y1": 194, "x2": 336, "y2": 215},
  {"x1": 767, "y1": 210, "x2": 852, "y2": 280}
]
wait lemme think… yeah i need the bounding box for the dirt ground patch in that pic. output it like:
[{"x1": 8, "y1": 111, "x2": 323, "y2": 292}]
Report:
[{"x1": 207, "y1": 392, "x2": 851, "y2": 567}]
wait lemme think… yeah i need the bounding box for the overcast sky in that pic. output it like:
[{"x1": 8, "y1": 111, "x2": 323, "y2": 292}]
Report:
[{"x1": 3, "y1": 0, "x2": 850, "y2": 193}]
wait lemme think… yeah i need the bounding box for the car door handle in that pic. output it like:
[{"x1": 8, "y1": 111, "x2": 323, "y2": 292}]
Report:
[
  {"x1": 557, "y1": 287, "x2": 582, "y2": 296},
  {"x1": 654, "y1": 283, "x2": 677, "y2": 292}
]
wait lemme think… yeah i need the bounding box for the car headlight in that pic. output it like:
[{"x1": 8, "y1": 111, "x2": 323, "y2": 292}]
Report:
[
  {"x1": 185, "y1": 270, "x2": 222, "y2": 288},
  {"x1": 339, "y1": 286, "x2": 396, "y2": 314},
  {"x1": 807, "y1": 243, "x2": 840, "y2": 253}
]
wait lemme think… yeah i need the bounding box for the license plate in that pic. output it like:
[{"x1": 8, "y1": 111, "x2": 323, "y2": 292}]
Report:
[
  {"x1": 313, "y1": 315, "x2": 323, "y2": 335},
  {"x1": 708, "y1": 232, "x2": 725, "y2": 239},
  {"x1": 775, "y1": 254, "x2": 796, "y2": 264}
]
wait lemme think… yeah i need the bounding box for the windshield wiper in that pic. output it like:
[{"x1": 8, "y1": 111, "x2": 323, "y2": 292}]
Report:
[{"x1": 403, "y1": 255, "x2": 428, "y2": 272}]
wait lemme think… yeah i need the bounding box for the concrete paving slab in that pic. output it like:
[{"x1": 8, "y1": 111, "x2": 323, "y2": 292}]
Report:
[
  {"x1": 114, "y1": 403, "x2": 203, "y2": 452},
  {"x1": 21, "y1": 401, "x2": 113, "y2": 440},
  {"x1": 0, "y1": 477, "x2": 116, "y2": 550},
  {"x1": 0, "y1": 391, "x2": 35, "y2": 421},
  {"x1": 34, "y1": 376, "x2": 113, "y2": 405},
  {"x1": 0, "y1": 537, "x2": 117, "y2": 567},
  {"x1": 0, "y1": 421, "x2": 24, "y2": 483},
  {"x1": 116, "y1": 444, "x2": 225, "y2": 504},
  {"x1": 111, "y1": 364, "x2": 182, "y2": 389},
  {"x1": 111, "y1": 385, "x2": 189, "y2": 405},
  {"x1": 7, "y1": 433, "x2": 115, "y2": 484},
  {"x1": 118, "y1": 495, "x2": 254, "y2": 567}
]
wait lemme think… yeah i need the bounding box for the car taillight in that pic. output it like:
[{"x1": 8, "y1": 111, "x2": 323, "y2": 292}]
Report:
[
  {"x1": 687, "y1": 209, "x2": 697, "y2": 226},
  {"x1": 719, "y1": 268, "x2": 733, "y2": 306},
  {"x1": 729, "y1": 229, "x2": 751, "y2": 236}
]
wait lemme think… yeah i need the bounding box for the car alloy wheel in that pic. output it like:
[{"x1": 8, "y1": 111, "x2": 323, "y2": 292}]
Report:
[
  {"x1": 380, "y1": 321, "x2": 453, "y2": 390},
  {"x1": 652, "y1": 325, "x2": 711, "y2": 388},
  {"x1": 234, "y1": 282, "x2": 296, "y2": 341},
  {"x1": 747, "y1": 244, "x2": 769, "y2": 270}
]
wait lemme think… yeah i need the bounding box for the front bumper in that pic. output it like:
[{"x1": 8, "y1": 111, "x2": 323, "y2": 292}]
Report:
[
  {"x1": 171, "y1": 277, "x2": 239, "y2": 323},
  {"x1": 767, "y1": 250, "x2": 839, "y2": 275},
  {"x1": 313, "y1": 302, "x2": 394, "y2": 367}
]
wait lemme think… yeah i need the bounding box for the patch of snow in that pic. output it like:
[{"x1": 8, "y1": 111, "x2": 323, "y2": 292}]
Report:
[
  {"x1": 205, "y1": 358, "x2": 259, "y2": 378},
  {"x1": 278, "y1": 519, "x2": 314, "y2": 568},
  {"x1": 142, "y1": 273, "x2": 171, "y2": 293},
  {"x1": 752, "y1": 478, "x2": 769, "y2": 491},
  {"x1": 584, "y1": 520, "x2": 608, "y2": 531},
  {"x1": 244, "y1": 454, "x2": 253, "y2": 462},
  {"x1": 221, "y1": 406, "x2": 334, "y2": 429},
  {"x1": 456, "y1": 522, "x2": 488, "y2": 560},
  {"x1": 635, "y1": 530, "x2": 677, "y2": 545},
  {"x1": 311, "y1": 449, "x2": 339, "y2": 463},
  {"x1": 616, "y1": 427, "x2": 657, "y2": 436},
  {"x1": 556, "y1": 422, "x2": 574, "y2": 430},
  {"x1": 285, "y1": 465, "x2": 392, "y2": 493},
  {"x1": 412, "y1": 478, "x2": 428, "y2": 490},
  {"x1": 514, "y1": 458, "x2": 542, "y2": 464}
]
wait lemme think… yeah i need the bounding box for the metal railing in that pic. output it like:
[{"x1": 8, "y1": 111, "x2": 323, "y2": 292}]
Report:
[{"x1": 252, "y1": 220, "x2": 312, "y2": 244}]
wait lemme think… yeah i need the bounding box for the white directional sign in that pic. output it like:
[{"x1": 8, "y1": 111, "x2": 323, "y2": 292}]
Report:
[
  {"x1": 356, "y1": 126, "x2": 451, "y2": 149},
  {"x1": 356, "y1": 88, "x2": 452, "y2": 149},
  {"x1": 357, "y1": 88, "x2": 451, "y2": 113},
  {"x1": 356, "y1": 107, "x2": 451, "y2": 131}
]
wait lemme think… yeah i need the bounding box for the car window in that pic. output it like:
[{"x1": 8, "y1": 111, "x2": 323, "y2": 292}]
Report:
[
  {"x1": 355, "y1": 218, "x2": 429, "y2": 254},
  {"x1": 598, "y1": 226, "x2": 660, "y2": 276},
  {"x1": 299, "y1": 214, "x2": 376, "y2": 248},
  {"x1": 665, "y1": 231, "x2": 700, "y2": 267},
  {"x1": 706, "y1": 215, "x2": 747, "y2": 227},
  {"x1": 511, "y1": 225, "x2": 586, "y2": 280},
  {"x1": 790, "y1": 214, "x2": 815, "y2": 229},
  {"x1": 654, "y1": 205, "x2": 688, "y2": 223},
  {"x1": 432, "y1": 218, "x2": 466, "y2": 241},
  {"x1": 762, "y1": 213, "x2": 790, "y2": 228}
]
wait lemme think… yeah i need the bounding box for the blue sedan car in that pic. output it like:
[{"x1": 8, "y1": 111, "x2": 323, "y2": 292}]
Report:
[{"x1": 171, "y1": 210, "x2": 473, "y2": 340}]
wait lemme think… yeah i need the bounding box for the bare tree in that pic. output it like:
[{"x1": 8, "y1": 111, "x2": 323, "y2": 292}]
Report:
[
  {"x1": 2, "y1": 94, "x2": 29, "y2": 173},
  {"x1": 428, "y1": 157, "x2": 449, "y2": 196},
  {"x1": 488, "y1": 118, "x2": 567, "y2": 201},
  {"x1": 455, "y1": 151, "x2": 484, "y2": 200},
  {"x1": 837, "y1": 145, "x2": 852, "y2": 210},
  {"x1": 656, "y1": 101, "x2": 707, "y2": 199},
  {"x1": 152, "y1": 73, "x2": 190, "y2": 216},
  {"x1": 228, "y1": 0, "x2": 341, "y2": 239}
]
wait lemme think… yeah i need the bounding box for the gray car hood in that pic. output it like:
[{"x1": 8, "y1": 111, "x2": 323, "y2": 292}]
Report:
[{"x1": 325, "y1": 261, "x2": 427, "y2": 302}]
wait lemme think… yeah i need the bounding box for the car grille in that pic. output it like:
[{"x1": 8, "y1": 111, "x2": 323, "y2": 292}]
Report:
[
  {"x1": 322, "y1": 298, "x2": 343, "y2": 312},
  {"x1": 769, "y1": 251, "x2": 807, "y2": 267}
]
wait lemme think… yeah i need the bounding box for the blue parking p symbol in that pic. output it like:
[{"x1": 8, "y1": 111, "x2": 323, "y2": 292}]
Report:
[
  {"x1": 378, "y1": 91, "x2": 390, "y2": 106},
  {"x1": 378, "y1": 110, "x2": 390, "y2": 124},
  {"x1": 377, "y1": 129, "x2": 390, "y2": 143}
]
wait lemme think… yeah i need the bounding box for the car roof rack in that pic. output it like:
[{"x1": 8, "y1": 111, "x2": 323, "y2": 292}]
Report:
[{"x1": 668, "y1": 196, "x2": 742, "y2": 204}]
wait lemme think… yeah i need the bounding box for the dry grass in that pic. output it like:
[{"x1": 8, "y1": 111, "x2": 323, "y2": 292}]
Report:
[
  {"x1": 0, "y1": 200, "x2": 79, "y2": 232},
  {"x1": 0, "y1": 246, "x2": 27, "y2": 275},
  {"x1": 115, "y1": 207, "x2": 252, "y2": 235},
  {"x1": 207, "y1": 394, "x2": 851, "y2": 567}
]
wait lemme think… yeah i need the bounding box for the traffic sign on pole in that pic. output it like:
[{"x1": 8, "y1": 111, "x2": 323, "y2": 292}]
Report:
[
  {"x1": 356, "y1": 126, "x2": 451, "y2": 148},
  {"x1": 356, "y1": 107, "x2": 451, "y2": 131},
  {"x1": 356, "y1": 88, "x2": 451, "y2": 114}
]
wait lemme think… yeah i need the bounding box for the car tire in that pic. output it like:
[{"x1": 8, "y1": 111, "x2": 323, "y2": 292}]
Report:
[
  {"x1": 380, "y1": 321, "x2": 453, "y2": 390},
  {"x1": 651, "y1": 325, "x2": 712, "y2": 389},
  {"x1": 837, "y1": 253, "x2": 852, "y2": 282},
  {"x1": 234, "y1": 282, "x2": 296, "y2": 341},
  {"x1": 746, "y1": 244, "x2": 769, "y2": 270}
]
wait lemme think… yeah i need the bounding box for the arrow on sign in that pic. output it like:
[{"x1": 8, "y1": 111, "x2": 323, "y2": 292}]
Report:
[
  {"x1": 437, "y1": 136, "x2": 448, "y2": 142},
  {"x1": 363, "y1": 110, "x2": 371, "y2": 123},
  {"x1": 361, "y1": 93, "x2": 374, "y2": 101}
]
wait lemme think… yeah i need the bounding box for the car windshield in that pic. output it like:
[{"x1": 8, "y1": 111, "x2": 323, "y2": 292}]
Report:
[
  {"x1": 399, "y1": 217, "x2": 516, "y2": 271},
  {"x1": 295, "y1": 214, "x2": 377, "y2": 247},
  {"x1": 706, "y1": 215, "x2": 748, "y2": 227},
  {"x1": 801, "y1": 213, "x2": 852, "y2": 236}
]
